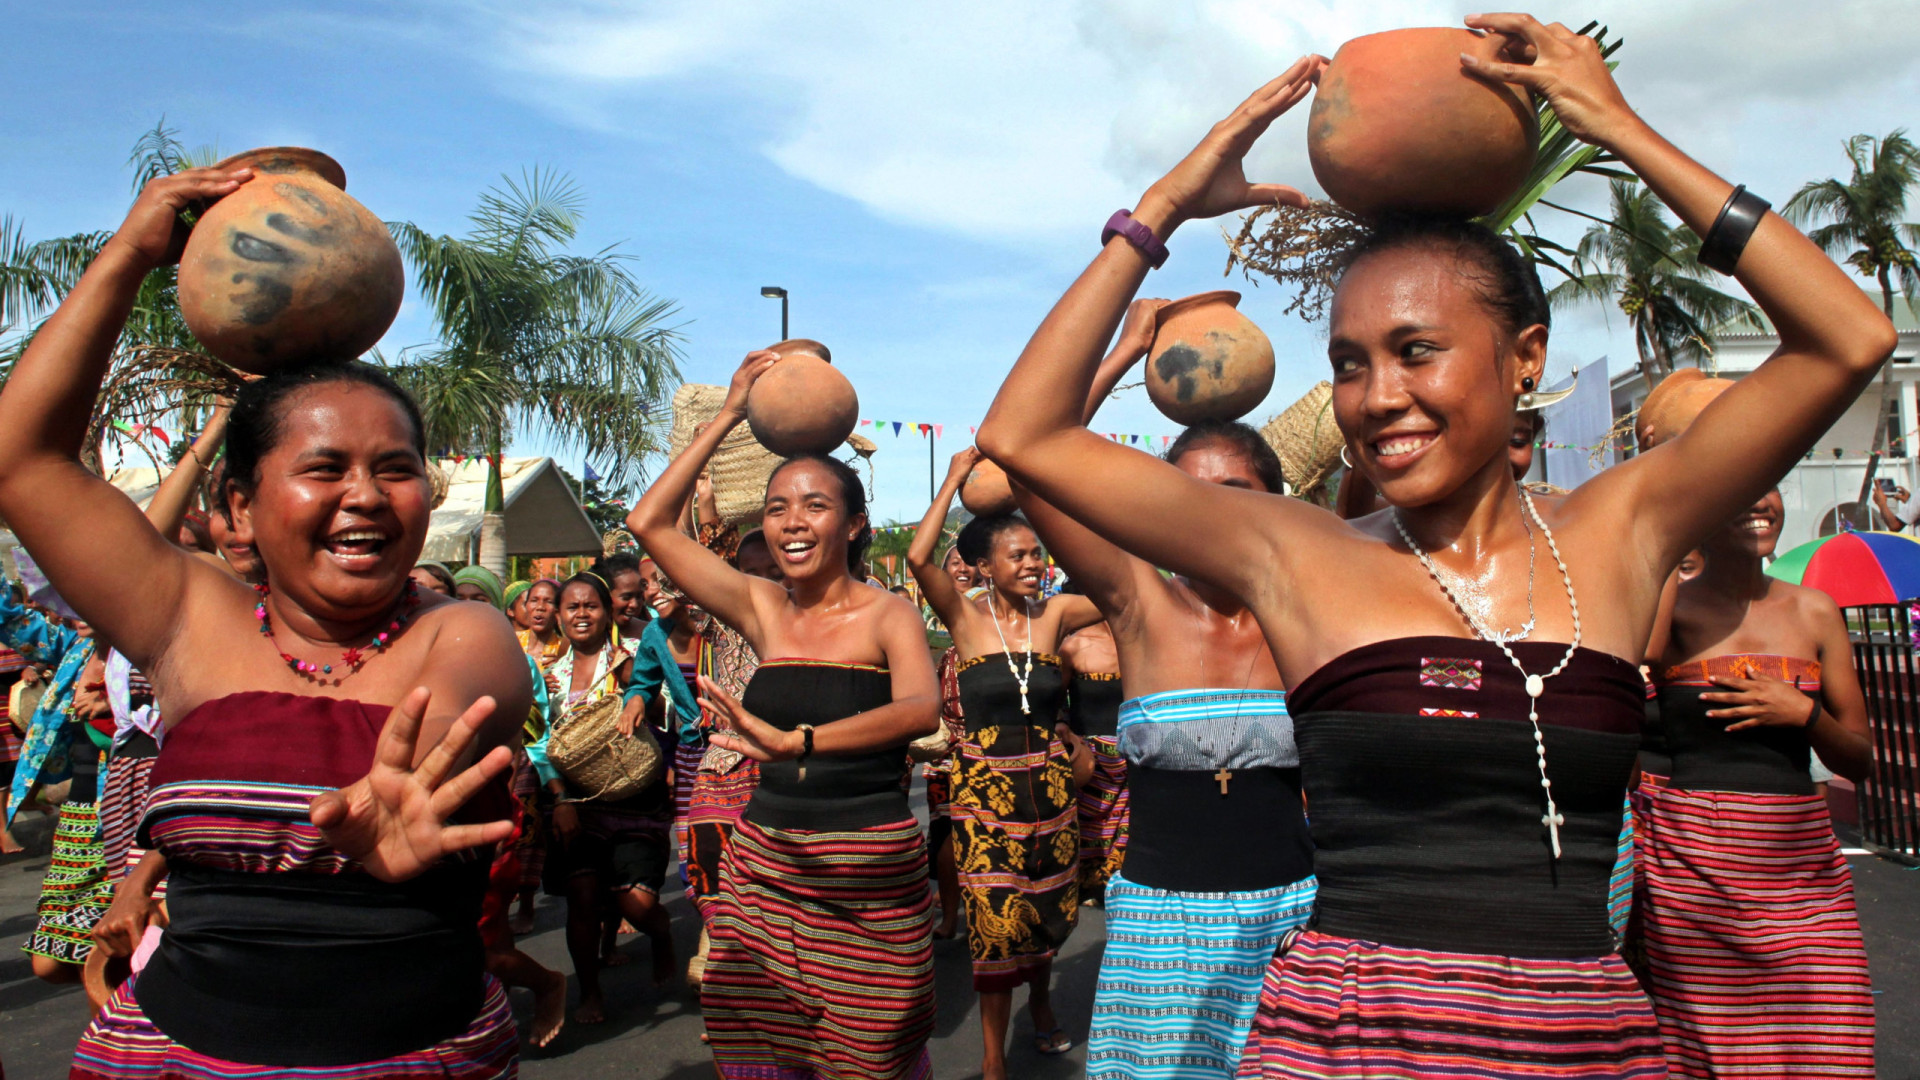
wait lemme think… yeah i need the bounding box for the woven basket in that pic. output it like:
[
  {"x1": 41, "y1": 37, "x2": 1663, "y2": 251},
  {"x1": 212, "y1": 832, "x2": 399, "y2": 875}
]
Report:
[
  {"x1": 669, "y1": 384, "x2": 784, "y2": 525},
  {"x1": 1261, "y1": 381, "x2": 1345, "y2": 500},
  {"x1": 546, "y1": 692, "x2": 663, "y2": 801}
]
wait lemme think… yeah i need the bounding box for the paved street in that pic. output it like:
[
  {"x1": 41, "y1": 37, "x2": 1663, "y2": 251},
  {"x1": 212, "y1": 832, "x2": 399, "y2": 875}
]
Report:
[{"x1": 4, "y1": 787, "x2": 1919, "y2": 1079}]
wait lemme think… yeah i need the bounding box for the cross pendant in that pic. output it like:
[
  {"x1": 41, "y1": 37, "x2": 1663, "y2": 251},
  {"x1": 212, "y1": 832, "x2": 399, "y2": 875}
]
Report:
[
  {"x1": 1214, "y1": 767, "x2": 1233, "y2": 795},
  {"x1": 1542, "y1": 809, "x2": 1564, "y2": 859}
]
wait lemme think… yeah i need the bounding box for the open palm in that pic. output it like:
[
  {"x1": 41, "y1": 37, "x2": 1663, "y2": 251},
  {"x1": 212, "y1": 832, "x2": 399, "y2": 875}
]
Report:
[{"x1": 309, "y1": 688, "x2": 515, "y2": 883}]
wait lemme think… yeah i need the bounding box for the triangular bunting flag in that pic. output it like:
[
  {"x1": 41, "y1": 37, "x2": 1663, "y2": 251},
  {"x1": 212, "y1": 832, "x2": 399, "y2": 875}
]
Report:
[
  {"x1": 111, "y1": 420, "x2": 135, "y2": 435},
  {"x1": 860, "y1": 419, "x2": 871, "y2": 427},
  {"x1": 148, "y1": 426, "x2": 171, "y2": 445},
  {"x1": 892, "y1": 422, "x2": 903, "y2": 436},
  {"x1": 934, "y1": 424, "x2": 944, "y2": 438}
]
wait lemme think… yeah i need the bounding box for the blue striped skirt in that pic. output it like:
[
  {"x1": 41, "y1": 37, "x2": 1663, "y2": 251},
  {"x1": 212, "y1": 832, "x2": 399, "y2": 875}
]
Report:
[{"x1": 1087, "y1": 872, "x2": 1316, "y2": 1079}]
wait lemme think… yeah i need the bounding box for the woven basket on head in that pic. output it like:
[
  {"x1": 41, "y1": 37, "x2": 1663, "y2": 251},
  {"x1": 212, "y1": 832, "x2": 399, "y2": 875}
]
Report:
[
  {"x1": 670, "y1": 384, "x2": 784, "y2": 525},
  {"x1": 1261, "y1": 381, "x2": 1346, "y2": 500},
  {"x1": 426, "y1": 461, "x2": 451, "y2": 510}
]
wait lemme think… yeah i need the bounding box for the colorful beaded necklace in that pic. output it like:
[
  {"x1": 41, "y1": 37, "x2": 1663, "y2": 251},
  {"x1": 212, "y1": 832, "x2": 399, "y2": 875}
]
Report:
[{"x1": 255, "y1": 580, "x2": 422, "y2": 678}]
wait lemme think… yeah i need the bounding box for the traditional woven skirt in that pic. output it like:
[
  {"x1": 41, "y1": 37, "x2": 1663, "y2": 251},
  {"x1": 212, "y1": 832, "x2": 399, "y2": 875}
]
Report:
[
  {"x1": 26, "y1": 800, "x2": 105, "y2": 965},
  {"x1": 70, "y1": 973, "x2": 520, "y2": 1080},
  {"x1": 1077, "y1": 736, "x2": 1130, "y2": 895},
  {"x1": 1088, "y1": 873, "x2": 1315, "y2": 1080},
  {"x1": 951, "y1": 724, "x2": 1080, "y2": 991},
  {"x1": 509, "y1": 751, "x2": 545, "y2": 893},
  {"x1": 686, "y1": 761, "x2": 759, "y2": 916},
  {"x1": 1636, "y1": 784, "x2": 1875, "y2": 1077},
  {"x1": 1236, "y1": 930, "x2": 1668, "y2": 1079},
  {"x1": 703, "y1": 817, "x2": 934, "y2": 1080},
  {"x1": 672, "y1": 741, "x2": 703, "y2": 869}
]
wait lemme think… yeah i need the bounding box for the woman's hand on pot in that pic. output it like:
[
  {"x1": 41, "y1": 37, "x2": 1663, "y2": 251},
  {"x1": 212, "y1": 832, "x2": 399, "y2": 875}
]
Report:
[
  {"x1": 107, "y1": 167, "x2": 254, "y2": 271},
  {"x1": 947, "y1": 446, "x2": 983, "y2": 483},
  {"x1": 1136, "y1": 54, "x2": 1321, "y2": 232},
  {"x1": 1461, "y1": 14, "x2": 1635, "y2": 148},
  {"x1": 721, "y1": 350, "x2": 782, "y2": 418}
]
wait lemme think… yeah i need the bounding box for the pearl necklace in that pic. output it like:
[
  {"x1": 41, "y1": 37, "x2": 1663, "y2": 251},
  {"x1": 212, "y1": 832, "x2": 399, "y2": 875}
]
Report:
[
  {"x1": 985, "y1": 587, "x2": 1035, "y2": 715},
  {"x1": 1394, "y1": 489, "x2": 1581, "y2": 859}
]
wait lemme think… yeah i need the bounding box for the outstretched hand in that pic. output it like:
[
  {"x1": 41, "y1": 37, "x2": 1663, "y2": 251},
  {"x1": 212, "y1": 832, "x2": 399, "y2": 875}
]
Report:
[
  {"x1": 309, "y1": 688, "x2": 515, "y2": 883},
  {"x1": 698, "y1": 674, "x2": 801, "y2": 762},
  {"x1": 1138, "y1": 54, "x2": 1322, "y2": 231},
  {"x1": 107, "y1": 166, "x2": 255, "y2": 271},
  {"x1": 1461, "y1": 14, "x2": 1635, "y2": 148}
]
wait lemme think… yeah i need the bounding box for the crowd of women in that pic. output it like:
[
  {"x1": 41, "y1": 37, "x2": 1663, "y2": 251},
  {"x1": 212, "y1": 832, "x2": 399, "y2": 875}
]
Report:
[{"x1": 0, "y1": 13, "x2": 1901, "y2": 1080}]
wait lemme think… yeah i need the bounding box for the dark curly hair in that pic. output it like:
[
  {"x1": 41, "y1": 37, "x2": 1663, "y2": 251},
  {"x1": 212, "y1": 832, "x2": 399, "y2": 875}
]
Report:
[
  {"x1": 765, "y1": 454, "x2": 872, "y2": 574},
  {"x1": 1338, "y1": 214, "x2": 1549, "y2": 338},
  {"x1": 1165, "y1": 419, "x2": 1285, "y2": 494},
  {"x1": 225, "y1": 361, "x2": 425, "y2": 493}
]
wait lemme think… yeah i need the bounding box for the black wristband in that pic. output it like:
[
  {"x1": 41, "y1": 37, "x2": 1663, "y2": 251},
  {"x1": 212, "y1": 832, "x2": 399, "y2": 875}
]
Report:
[
  {"x1": 1804, "y1": 697, "x2": 1822, "y2": 730},
  {"x1": 796, "y1": 723, "x2": 815, "y2": 760},
  {"x1": 1699, "y1": 185, "x2": 1770, "y2": 275}
]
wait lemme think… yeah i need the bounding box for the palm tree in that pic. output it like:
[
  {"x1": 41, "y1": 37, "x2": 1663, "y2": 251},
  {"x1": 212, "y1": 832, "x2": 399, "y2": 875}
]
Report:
[
  {"x1": 385, "y1": 170, "x2": 683, "y2": 575},
  {"x1": 1548, "y1": 178, "x2": 1762, "y2": 389},
  {"x1": 1784, "y1": 130, "x2": 1920, "y2": 458}
]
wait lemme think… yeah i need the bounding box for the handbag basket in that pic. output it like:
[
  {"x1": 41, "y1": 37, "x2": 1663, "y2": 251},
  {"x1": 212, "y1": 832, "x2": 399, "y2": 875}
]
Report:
[
  {"x1": 905, "y1": 722, "x2": 952, "y2": 763},
  {"x1": 546, "y1": 692, "x2": 663, "y2": 802}
]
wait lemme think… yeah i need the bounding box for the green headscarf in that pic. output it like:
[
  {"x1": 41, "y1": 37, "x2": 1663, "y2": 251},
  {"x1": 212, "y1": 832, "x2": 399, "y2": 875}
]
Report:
[
  {"x1": 454, "y1": 565, "x2": 505, "y2": 609},
  {"x1": 502, "y1": 579, "x2": 533, "y2": 612}
]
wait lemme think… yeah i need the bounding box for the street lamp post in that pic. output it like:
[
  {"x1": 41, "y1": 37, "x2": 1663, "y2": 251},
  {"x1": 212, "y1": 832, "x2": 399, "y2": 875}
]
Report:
[{"x1": 760, "y1": 286, "x2": 789, "y2": 340}]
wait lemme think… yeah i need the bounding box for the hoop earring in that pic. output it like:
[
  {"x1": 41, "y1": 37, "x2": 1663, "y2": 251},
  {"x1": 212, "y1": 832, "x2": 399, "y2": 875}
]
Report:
[{"x1": 1340, "y1": 445, "x2": 1354, "y2": 470}]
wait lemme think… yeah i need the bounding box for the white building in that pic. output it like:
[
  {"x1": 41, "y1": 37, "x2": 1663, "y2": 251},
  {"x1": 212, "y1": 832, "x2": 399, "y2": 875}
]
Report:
[{"x1": 1607, "y1": 290, "x2": 1920, "y2": 553}]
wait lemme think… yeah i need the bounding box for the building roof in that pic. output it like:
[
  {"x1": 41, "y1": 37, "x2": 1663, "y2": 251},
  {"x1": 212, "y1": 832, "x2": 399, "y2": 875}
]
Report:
[{"x1": 1715, "y1": 287, "x2": 1920, "y2": 337}]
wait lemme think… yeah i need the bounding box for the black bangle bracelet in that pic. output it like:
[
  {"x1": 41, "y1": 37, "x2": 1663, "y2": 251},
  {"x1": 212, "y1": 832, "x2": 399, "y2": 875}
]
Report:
[
  {"x1": 1804, "y1": 697, "x2": 1822, "y2": 730},
  {"x1": 1699, "y1": 185, "x2": 1771, "y2": 275}
]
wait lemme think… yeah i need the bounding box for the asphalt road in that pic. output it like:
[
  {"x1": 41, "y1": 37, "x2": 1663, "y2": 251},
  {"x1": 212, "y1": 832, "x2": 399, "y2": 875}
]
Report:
[{"x1": 3, "y1": 789, "x2": 1919, "y2": 1079}]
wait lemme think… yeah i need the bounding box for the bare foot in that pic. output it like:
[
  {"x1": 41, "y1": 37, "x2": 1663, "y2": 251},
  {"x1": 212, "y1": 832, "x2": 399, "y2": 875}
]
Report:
[
  {"x1": 0, "y1": 832, "x2": 23, "y2": 855},
  {"x1": 601, "y1": 949, "x2": 632, "y2": 968},
  {"x1": 652, "y1": 937, "x2": 679, "y2": 985},
  {"x1": 529, "y1": 968, "x2": 567, "y2": 1048},
  {"x1": 618, "y1": 919, "x2": 638, "y2": 936},
  {"x1": 509, "y1": 906, "x2": 535, "y2": 937},
  {"x1": 933, "y1": 916, "x2": 958, "y2": 940},
  {"x1": 574, "y1": 989, "x2": 606, "y2": 1025}
]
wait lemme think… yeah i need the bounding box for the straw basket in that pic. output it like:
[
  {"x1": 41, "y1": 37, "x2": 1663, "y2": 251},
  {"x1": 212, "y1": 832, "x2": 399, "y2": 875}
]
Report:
[
  {"x1": 669, "y1": 384, "x2": 785, "y2": 525},
  {"x1": 545, "y1": 693, "x2": 663, "y2": 801},
  {"x1": 1261, "y1": 381, "x2": 1346, "y2": 502}
]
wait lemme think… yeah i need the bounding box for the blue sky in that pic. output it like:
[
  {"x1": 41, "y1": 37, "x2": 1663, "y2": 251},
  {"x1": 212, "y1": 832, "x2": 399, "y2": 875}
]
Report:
[{"x1": 6, "y1": 0, "x2": 1917, "y2": 523}]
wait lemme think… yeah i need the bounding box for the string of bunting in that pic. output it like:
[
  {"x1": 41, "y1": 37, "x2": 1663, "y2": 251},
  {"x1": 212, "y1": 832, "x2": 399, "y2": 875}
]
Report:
[{"x1": 858, "y1": 419, "x2": 1175, "y2": 449}]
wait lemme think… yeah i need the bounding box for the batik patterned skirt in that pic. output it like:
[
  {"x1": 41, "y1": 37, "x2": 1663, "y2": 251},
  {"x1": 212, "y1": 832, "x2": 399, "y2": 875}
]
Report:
[
  {"x1": 686, "y1": 760, "x2": 758, "y2": 917},
  {"x1": 951, "y1": 724, "x2": 1080, "y2": 991},
  {"x1": 703, "y1": 817, "x2": 934, "y2": 1080},
  {"x1": 26, "y1": 800, "x2": 105, "y2": 965},
  {"x1": 1636, "y1": 784, "x2": 1875, "y2": 1077},
  {"x1": 71, "y1": 973, "x2": 520, "y2": 1080},
  {"x1": 1088, "y1": 873, "x2": 1315, "y2": 1080},
  {"x1": 1077, "y1": 736, "x2": 1130, "y2": 895},
  {"x1": 1235, "y1": 930, "x2": 1668, "y2": 1079}
]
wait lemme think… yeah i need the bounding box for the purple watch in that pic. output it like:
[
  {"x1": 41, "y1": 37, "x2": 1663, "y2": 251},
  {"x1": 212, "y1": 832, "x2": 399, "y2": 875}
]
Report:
[{"x1": 1102, "y1": 210, "x2": 1169, "y2": 269}]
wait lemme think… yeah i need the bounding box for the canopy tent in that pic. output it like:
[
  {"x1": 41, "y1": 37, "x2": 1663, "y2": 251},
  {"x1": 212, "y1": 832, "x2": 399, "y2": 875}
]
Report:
[{"x1": 104, "y1": 456, "x2": 604, "y2": 564}]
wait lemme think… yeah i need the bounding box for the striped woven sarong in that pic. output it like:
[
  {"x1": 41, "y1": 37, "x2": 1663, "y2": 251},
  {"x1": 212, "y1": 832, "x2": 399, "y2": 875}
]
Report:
[
  {"x1": 1236, "y1": 930, "x2": 1668, "y2": 1079},
  {"x1": 26, "y1": 800, "x2": 104, "y2": 965},
  {"x1": 673, "y1": 741, "x2": 703, "y2": 869},
  {"x1": 71, "y1": 973, "x2": 519, "y2": 1080},
  {"x1": 98, "y1": 752, "x2": 159, "y2": 887},
  {"x1": 1089, "y1": 873, "x2": 1315, "y2": 1079},
  {"x1": 703, "y1": 816, "x2": 934, "y2": 1079},
  {"x1": 686, "y1": 762, "x2": 758, "y2": 916},
  {"x1": 1637, "y1": 784, "x2": 1875, "y2": 1077},
  {"x1": 1077, "y1": 736, "x2": 1130, "y2": 895}
]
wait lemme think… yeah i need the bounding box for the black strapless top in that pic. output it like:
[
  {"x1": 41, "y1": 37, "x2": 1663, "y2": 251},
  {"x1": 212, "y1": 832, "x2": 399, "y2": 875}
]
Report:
[
  {"x1": 1067, "y1": 672, "x2": 1124, "y2": 738},
  {"x1": 1291, "y1": 637, "x2": 1642, "y2": 959},
  {"x1": 957, "y1": 653, "x2": 1068, "y2": 732},
  {"x1": 741, "y1": 660, "x2": 912, "y2": 830},
  {"x1": 1653, "y1": 654, "x2": 1819, "y2": 796}
]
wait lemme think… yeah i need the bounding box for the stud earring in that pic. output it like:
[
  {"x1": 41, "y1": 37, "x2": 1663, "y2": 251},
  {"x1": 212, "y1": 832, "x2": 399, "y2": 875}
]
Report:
[{"x1": 1522, "y1": 376, "x2": 1536, "y2": 391}]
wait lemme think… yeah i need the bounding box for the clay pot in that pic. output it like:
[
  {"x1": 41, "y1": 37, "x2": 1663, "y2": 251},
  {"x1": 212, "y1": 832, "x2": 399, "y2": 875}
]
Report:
[
  {"x1": 1636, "y1": 368, "x2": 1733, "y2": 450},
  {"x1": 177, "y1": 147, "x2": 405, "y2": 374},
  {"x1": 746, "y1": 353, "x2": 860, "y2": 456},
  {"x1": 960, "y1": 458, "x2": 1017, "y2": 516},
  {"x1": 1308, "y1": 28, "x2": 1538, "y2": 217},
  {"x1": 1145, "y1": 291, "x2": 1275, "y2": 425}
]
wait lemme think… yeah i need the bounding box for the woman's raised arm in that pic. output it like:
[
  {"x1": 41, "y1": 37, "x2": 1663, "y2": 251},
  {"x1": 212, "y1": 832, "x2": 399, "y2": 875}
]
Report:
[
  {"x1": 144, "y1": 403, "x2": 230, "y2": 542},
  {"x1": 0, "y1": 167, "x2": 253, "y2": 669},
  {"x1": 1462, "y1": 15, "x2": 1897, "y2": 566},
  {"x1": 906, "y1": 447, "x2": 978, "y2": 635},
  {"x1": 626, "y1": 351, "x2": 782, "y2": 646},
  {"x1": 977, "y1": 57, "x2": 1332, "y2": 600}
]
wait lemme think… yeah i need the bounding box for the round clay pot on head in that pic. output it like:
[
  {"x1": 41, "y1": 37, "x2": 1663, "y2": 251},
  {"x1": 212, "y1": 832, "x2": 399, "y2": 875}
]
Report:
[
  {"x1": 1309, "y1": 28, "x2": 1538, "y2": 216},
  {"x1": 767, "y1": 338, "x2": 832, "y2": 363},
  {"x1": 1145, "y1": 291, "x2": 1275, "y2": 425},
  {"x1": 960, "y1": 458, "x2": 1018, "y2": 517},
  {"x1": 746, "y1": 352, "x2": 860, "y2": 456},
  {"x1": 1636, "y1": 368, "x2": 1735, "y2": 451},
  {"x1": 177, "y1": 148, "x2": 405, "y2": 375}
]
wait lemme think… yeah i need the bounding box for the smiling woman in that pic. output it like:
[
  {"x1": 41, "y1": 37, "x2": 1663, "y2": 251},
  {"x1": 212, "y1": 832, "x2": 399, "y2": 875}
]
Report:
[{"x1": 0, "y1": 166, "x2": 531, "y2": 1078}]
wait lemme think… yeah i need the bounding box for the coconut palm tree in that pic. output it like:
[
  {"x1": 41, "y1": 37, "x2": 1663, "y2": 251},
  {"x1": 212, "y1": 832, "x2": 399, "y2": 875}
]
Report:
[
  {"x1": 386, "y1": 169, "x2": 682, "y2": 575},
  {"x1": 1784, "y1": 130, "x2": 1919, "y2": 458},
  {"x1": 1547, "y1": 178, "x2": 1762, "y2": 389}
]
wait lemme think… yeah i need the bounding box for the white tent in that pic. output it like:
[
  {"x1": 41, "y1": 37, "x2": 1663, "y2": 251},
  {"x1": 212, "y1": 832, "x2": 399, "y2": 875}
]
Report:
[{"x1": 103, "y1": 456, "x2": 604, "y2": 564}]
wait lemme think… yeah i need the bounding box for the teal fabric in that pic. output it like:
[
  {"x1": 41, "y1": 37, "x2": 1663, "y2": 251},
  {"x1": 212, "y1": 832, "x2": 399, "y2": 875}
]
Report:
[
  {"x1": 623, "y1": 617, "x2": 703, "y2": 746},
  {"x1": 0, "y1": 580, "x2": 96, "y2": 823},
  {"x1": 523, "y1": 653, "x2": 559, "y2": 786}
]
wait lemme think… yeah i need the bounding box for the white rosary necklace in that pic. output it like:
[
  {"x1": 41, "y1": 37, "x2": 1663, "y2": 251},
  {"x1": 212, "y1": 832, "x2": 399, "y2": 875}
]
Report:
[
  {"x1": 986, "y1": 587, "x2": 1036, "y2": 715},
  {"x1": 1394, "y1": 489, "x2": 1581, "y2": 859}
]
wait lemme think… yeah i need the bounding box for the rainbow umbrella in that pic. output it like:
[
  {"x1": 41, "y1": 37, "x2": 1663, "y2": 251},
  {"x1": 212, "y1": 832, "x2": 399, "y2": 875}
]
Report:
[{"x1": 1766, "y1": 530, "x2": 1920, "y2": 607}]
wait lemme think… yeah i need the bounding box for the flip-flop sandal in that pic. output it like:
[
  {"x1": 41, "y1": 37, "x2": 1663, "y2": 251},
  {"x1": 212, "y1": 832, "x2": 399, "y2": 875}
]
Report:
[{"x1": 1034, "y1": 1027, "x2": 1074, "y2": 1056}]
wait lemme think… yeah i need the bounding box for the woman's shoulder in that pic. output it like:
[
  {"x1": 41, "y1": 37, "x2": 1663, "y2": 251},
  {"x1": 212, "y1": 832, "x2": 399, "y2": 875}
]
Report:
[{"x1": 415, "y1": 594, "x2": 522, "y2": 656}]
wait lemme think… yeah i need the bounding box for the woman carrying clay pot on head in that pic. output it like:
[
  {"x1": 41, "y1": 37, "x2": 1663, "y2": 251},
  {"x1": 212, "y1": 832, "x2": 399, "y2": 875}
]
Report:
[
  {"x1": 977, "y1": 25, "x2": 1895, "y2": 1076},
  {"x1": 627, "y1": 351, "x2": 941, "y2": 1080},
  {"x1": 907, "y1": 447, "x2": 1105, "y2": 1073},
  {"x1": 0, "y1": 166, "x2": 528, "y2": 1078}
]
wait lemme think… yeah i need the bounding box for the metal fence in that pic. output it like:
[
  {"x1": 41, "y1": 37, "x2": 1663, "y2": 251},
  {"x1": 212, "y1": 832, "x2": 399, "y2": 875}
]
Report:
[{"x1": 1848, "y1": 604, "x2": 1920, "y2": 861}]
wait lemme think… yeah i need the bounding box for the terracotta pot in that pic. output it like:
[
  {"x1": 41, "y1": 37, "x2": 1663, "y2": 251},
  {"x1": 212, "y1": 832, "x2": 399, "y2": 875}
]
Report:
[
  {"x1": 1308, "y1": 28, "x2": 1537, "y2": 216},
  {"x1": 1636, "y1": 368, "x2": 1733, "y2": 450},
  {"x1": 177, "y1": 147, "x2": 405, "y2": 374},
  {"x1": 746, "y1": 353, "x2": 860, "y2": 456},
  {"x1": 960, "y1": 458, "x2": 1018, "y2": 516},
  {"x1": 1145, "y1": 291, "x2": 1275, "y2": 425},
  {"x1": 83, "y1": 947, "x2": 131, "y2": 1016}
]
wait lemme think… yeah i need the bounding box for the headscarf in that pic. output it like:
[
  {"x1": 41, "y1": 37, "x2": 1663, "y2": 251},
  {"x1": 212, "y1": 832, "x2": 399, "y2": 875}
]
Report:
[
  {"x1": 503, "y1": 580, "x2": 533, "y2": 612},
  {"x1": 454, "y1": 565, "x2": 505, "y2": 609}
]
